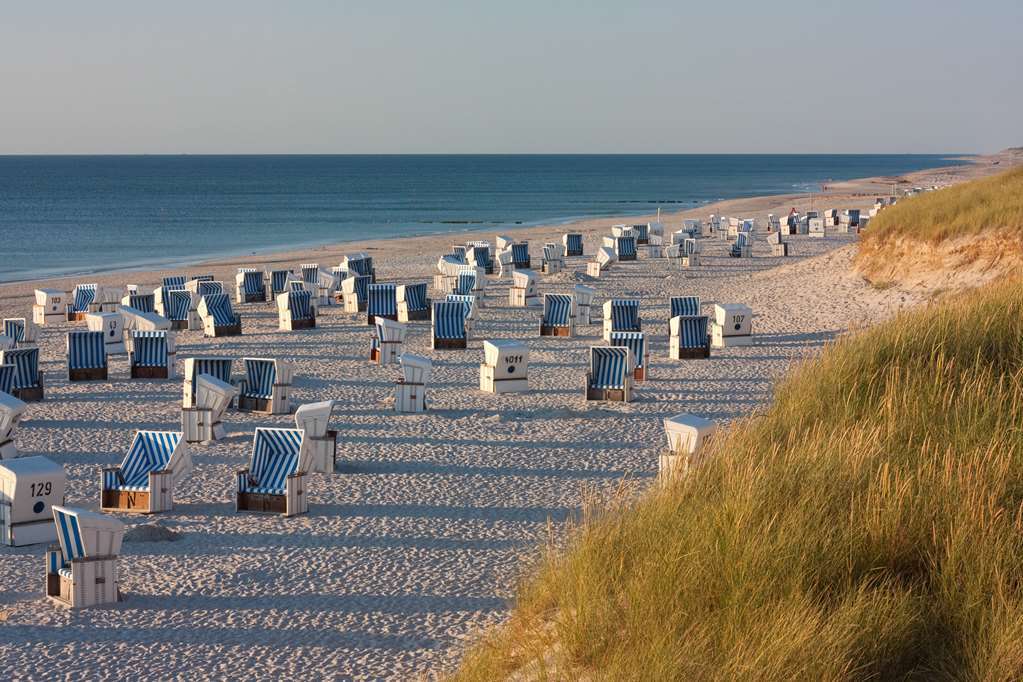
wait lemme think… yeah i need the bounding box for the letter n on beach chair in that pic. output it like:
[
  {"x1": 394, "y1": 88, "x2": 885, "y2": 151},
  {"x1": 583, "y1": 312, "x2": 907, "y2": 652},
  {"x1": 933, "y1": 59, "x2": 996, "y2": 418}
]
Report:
[
  {"x1": 101, "y1": 431, "x2": 191, "y2": 514},
  {"x1": 602, "y1": 299, "x2": 642, "y2": 342},
  {"x1": 277, "y1": 290, "x2": 316, "y2": 331},
  {"x1": 236, "y1": 428, "x2": 310, "y2": 517},
  {"x1": 295, "y1": 401, "x2": 337, "y2": 474},
  {"x1": 395, "y1": 354, "x2": 431, "y2": 413},
  {"x1": 609, "y1": 331, "x2": 647, "y2": 382},
  {"x1": 235, "y1": 269, "x2": 265, "y2": 304},
  {"x1": 238, "y1": 358, "x2": 294, "y2": 415},
  {"x1": 46, "y1": 506, "x2": 124, "y2": 608},
  {"x1": 431, "y1": 301, "x2": 468, "y2": 350},
  {"x1": 67, "y1": 331, "x2": 108, "y2": 382},
  {"x1": 670, "y1": 315, "x2": 711, "y2": 359},
  {"x1": 198, "y1": 293, "x2": 242, "y2": 337},
  {"x1": 65, "y1": 284, "x2": 99, "y2": 322},
  {"x1": 539, "y1": 294, "x2": 575, "y2": 337},
  {"x1": 0, "y1": 348, "x2": 44, "y2": 402},
  {"x1": 366, "y1": 283, "x2": 398, "y2": 326},
  {"x1": 129, "y1": 330, "x2": 174, "y2": 379},
  {"x1": 563, "y1": 233, "x2": 583, "y2": 257},
  {"x1": 396, "y1": 283, "x2": 430, "y2": 322},
  {"x1": 585, "y1": 346, "x2": 634, "y2": 403}
]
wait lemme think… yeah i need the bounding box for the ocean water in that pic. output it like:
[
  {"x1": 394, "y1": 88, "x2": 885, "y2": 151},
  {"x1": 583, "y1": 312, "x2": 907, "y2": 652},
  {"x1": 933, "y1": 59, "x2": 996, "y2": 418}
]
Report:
[{"x1": 0, "y1": 154, "x2": 962, "y2": 283}]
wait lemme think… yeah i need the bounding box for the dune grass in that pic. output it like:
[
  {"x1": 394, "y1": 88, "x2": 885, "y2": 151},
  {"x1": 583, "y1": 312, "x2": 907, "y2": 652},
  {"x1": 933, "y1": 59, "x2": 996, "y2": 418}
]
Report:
[{"x1": 453, "y1": 276, "x2": 1023, "y2": 681}]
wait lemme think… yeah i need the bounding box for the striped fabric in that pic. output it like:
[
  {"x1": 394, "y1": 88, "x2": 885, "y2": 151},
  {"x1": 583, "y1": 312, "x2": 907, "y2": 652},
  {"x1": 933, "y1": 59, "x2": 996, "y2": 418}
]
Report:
[
  {"x1": 543, "y1": 244, "x2": 559, "y2": 263},
  {"x1": 682, "y1": 238, "x2": 698, "y2": 256},
  {"x1": 3, "y1": 320, "x2": 25, "y2": 345},
  {"x1": 454, "y1": 272, "x2": 476, "y2": 296},
  {"x1": 167, "y1": 290, "x2": 192, "y2": 321},
  {"x1": 288, "y1": 281, "x2": 306, "y2": 292},
  {"x1": 127, "y1": 294, "x2": 155, "y2": 313},
  {"x1": 543, "y1": 294, "x2": 573, "y2": 326},
  {"x1": 634, "y1": 224, "x2": 649, "y2": 241},
  {"x1": 401, "y1": 283, "x2": 428, "y2": 312},
  {"x1": 241, "y1": 271, "x2": 264, "y2": 295},
  {"x1": 445, "y1": 294, "x2": 476, "y2": 320},
  {"x1": 511, "y1": 243, "x2": 529, "y2": 264},
  {"x1": 287, "y1": 291, "x2": 313, "y2": 320},
  {"x1": 301, "y1": 264, "x2": 319, "y2": 284},
  {"x1": 188, "y1": 358, "x2": 232, "y2": 401},
  {"x1": 616, "y1": 236, "x2": 637, "y2": 258},
  {"x1": 675, "y1": 315, "x2": 709, "y2": 349},
  {"x1": 241, "y1": 428, "x2": 304, "y2": 494},
  {"x1": 0, "y1": 364, "x2": 14, "y2": 395},
  {"x1": 0, "y1": 348, "x2": 39, "y2": 389},
  {"x1": 348, "y1": 257, "x2": 373, "y2": 277},
  {"x1": 367, "y1": 284, "x2": 397, "y2": 317},
  {"x1": 197, "y1": 281, "x2": 223, "y2": 297},
  {"x1": 565, "y1": 233, "x2": 583, "y2": 253},
  {"x1": 730, "y1": 232, "x2": 751, "y2": 257},
  {"x1": 202, "y1": 293, "x2": 236, "y2": 326},
  {"x1": 590, "y1": 347, "x2": 630, "y2": 390},
  {"x1": 70, "y1": 284, "x2": 98, "y2": 313},
  {"x1": 468, "y1": 245, "x2": 491, "y2": 268},
  {"x1": 67, "y1": 331, "x2": 107, "y2": 370},
  {"x1": 432, "y1": 301, "x2": 467, "y2": 340},
  {"x1": 670, "y1": 296, "x2": 701, "y2": 318},
  {"x1": 131, "y1": 331, "x2": 168, "y2": 368},
  {"x1": 270, "y1": 270, "x2": 291, "y2": 295},
  {"x1": 163, "y1": 276, "x2": 186, "y2": 289},
  {"x1": 54, "y1": 509, "x2": 86, "y2": 561},
  {"x1": 350, "y1": 276, "x2": 371, "y2": 304},
  {"x1": 191, "y1": 274, "x2": 214, "y2": 282},
  {"x1": 331, "y1": 266, "x2": 347, "y2": 286},
  {"x1": 450, "y1": 245, "x2": 467, "y2": 261},
  {"x1": 109, "y1": 431, "x2": 182, "y2": 490},
  {"x1": 609, "y1": 300, "x2": 641, "y2": 332},
  {"x1": 741, "y1": 219, "x2": 754, "y2": 233},
  {"x1": 609, "y1": 331, "x2": 645, "y2": 369},
  {"x1": 244, "y1": 359, "x2": 276, "y2": 399}
]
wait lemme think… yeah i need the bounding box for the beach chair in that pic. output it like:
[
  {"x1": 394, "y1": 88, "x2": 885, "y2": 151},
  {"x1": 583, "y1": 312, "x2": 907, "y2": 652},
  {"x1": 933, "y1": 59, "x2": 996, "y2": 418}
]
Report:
[
  {"x1": 119, "y1": 305, "x2": 172, "y2": 342},
  {"x1": 235, "y1": 268, "x2": 266, "y2": 304},
  {"x1": 670, "y1": 296, "x2": 701, "y2": 318},
  {"x1": 495, "y1": 249, "x2": 514, "y2": 277},
  {"x1": 182, "y1": 374, "x2": 237, "y2": 444},
  {"x1": 0, "y1": 391, "x2": 28, "y2": 460},
  {"x1": 66, "y1": 331, "x2": 108, "y2": 382},
  {"x1": 190, "y1": 274, "x2": 214, "y2": 283},
  {"x1": 614, "y1": 236, "x2": 637, "y2": 261},
  {"x1": 609, "y1": 331, "x2": 647, "y2": 381},
  {"x1": 121, "y1": 293, "x2": 155, "y2": 314},
  {"x1": 495, "y1": 235, "x2": 515, "y2": 251},
  {"x1": 278, "y1": 290, "x2": 316, "y2": 331},
  {"x1": 236, "y1": 428, "x2": 310, "y2": 516},
  {"x1": 611, "y1": 225, "x2": 634, "y2": 238},
  {"x1": 366, "y1": 283, "x2": 398, "y2": 325},
  {"x1": 157, "y1": 288, "x2": 195, "y2": 330},
  {"x1": 341, "y1": 275, "x2": 371, "y2": 314},
  {"x1": 573, "y1": 284, "x2": 596, "y2": 325},
  {"x1": 585, "y1": 346, "x2": 634, "y2": 402},
  {"x1": 510, "y1": 242, "x2": 531, "y2": 269},
  {"x1": 712, "y1": 304, "x2": 753, "y2": 348},
  {"x1": 602, "y1": 299, "x2": 641, "y2": 342},
  {"x1": 129, "y1": 330, "x2": 175, "y2": 379},
  {"x1": 467, "y1": 243, "x2": 493, "y2": 274},
  {"x1": 181, "y1": 357, "x2": 234, "y2": 407},
  {"x1": 678, "y1": 238, "x2": 700, "y2": 267},
  {"x1": 563, "y1": 233, "x2": 584, "y2": 257},
  {"x1": 670, "y1": 315, "x2": 711, "y2": 359},
  {"x1": 445, "y1": 294, "x2": 477, "y2": 336},
  {"x1": 3, "y1": 318, "x2": 37, "y2": 348},
  {"x1": 267, "y1": 269, "x2": 292, "y2": 303},
  {"x1": 238, "y1": 358, "x2": 294, "y2": 415},
  {"x1": 101, "y1": 431, "x2": 191, "y2": 514},
  {"x1": 633, "y1": 223, "x2": 649, "y2": 245},
  {"x1": 0, "y1": 348, "x2": 43, "y2": 401},
  {"x1": 729, "y1": 232, "x2": 752, "y2": 258},
  {"x1": 396, "y1": 283, "x2": 430, "y2": 322},
  {"x1": 586, "y1": 246, "x2": 617, "y2": 277},
  {"x1": 541, "y1": 243, "x2": 565, "y2": 274},
  {"x1": 0, "y1": 336, "x2": 12, "y2": 352},
  {"x1": 432, "y1": 300, "x2": 468, "y2": 350},
  {"x1": 187, "y1": 279, "x2": 225, "y2": 298},
  {"x1": 480, "y1": 339, "x2": 529, "y2": 393},
  {"x1": 509, "y1": 269, "x2": 539, "y2": 307},
  {"x1": 33, "y1": 289, "x2": 66, "y2": 326},
  {"x1": 434, "y1": 254, "x2": 464, "y2": 292},
  {"x1": 371, "y1": 317, "x2": 407, "y2": 366},
  {"x1": 65, "y1": 284, "x2": 99, "y2": 321},
  {"x1": 295, "y1": 401, "x2": 337, "y2": 474},
  {"x1": 539, "y1": 293, "x2": 575, "y2": 337},
  {"x1": 45, "y1": 506, "x2": 124, "y2": 608},
  {"x1": 85, "y1": 312, "x2": 126, "y2": 355},
  {"x1": 301, "y1": 263, "x2": 320, "y2": 286},
  {"x1": 0, "y1": 456, "x2": 65, "y2": 545},
  {"x1": 198, "y1": 293, "x2": 242, "y2": 337},
  {"x1": 660, "y1": 414, "x2": 718, "y2": 479},
  {"x1": 344, "y1": 253, "x2": 376, "y2": 282},
  {"x1": 395, "y1": 353, "x2": 432, "y2": 413}
]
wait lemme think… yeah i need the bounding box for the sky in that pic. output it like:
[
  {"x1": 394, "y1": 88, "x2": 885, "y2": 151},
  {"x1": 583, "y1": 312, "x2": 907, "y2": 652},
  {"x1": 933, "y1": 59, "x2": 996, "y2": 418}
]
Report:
[{"x1": 1, "y1": 1, "x2": 1019, "y2": 154}]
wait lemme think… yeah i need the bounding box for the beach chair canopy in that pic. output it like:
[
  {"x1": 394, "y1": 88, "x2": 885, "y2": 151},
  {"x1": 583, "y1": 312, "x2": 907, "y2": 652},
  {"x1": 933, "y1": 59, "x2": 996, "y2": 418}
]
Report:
[
  {"x1": 110, "y1": 431, "x2": 188, "y2": 491},
  {"x1": 564, "y1": 233, "x2": 583, "y2": 252},
  {"x1": 589, "y1": 347, "x2": 631, "y2": 390},
  {"x1": 511, "y1": 243, "x2": 529, "y2": 262},
  {"x1": 269, "y1": 269, "x2": 291, "y2": 295},
  {"x1": 195, "y1": 374, "x2": 237, "y2": 417},
  {"x1": 243, "y1": 358, "x2": 292, "y2": 399},
  {"x1": 200, "y1": 293, "x2": 236, "y2": 326},
  {"x1": 596, "y1": 246, "x2": 616, "y2": 267},
  {"x1": 432, "y1": 301, "x2": 467, "y2": 339},
  {"x1": 70, "y1": 284, "x2": 98, "y2": 313},
  {"x1": 453, "y1": 271, "x2": 476, "y2": 296},
  {"x1": 67, "y1": 331, "x2": 106, "y2": 370},
  {"x1": 286, "y1": 290, "x2": 314, "y2": 320},
  {"x1": 186, "y1": 357, "x2": 233, "y2": 396},
  {"x1": 616, "y1": 236, "x2": 637, "y2": 257},
  {"x1": 52, "y1": 506, "x2": 124, "y2": 566},
  {"x1": 367, "y1": 284, "x2": 397, "y2": 317},
  {"x1": 240, "y1": 270, "x2": 264, "y2": 295},
  {"x1": 163, "y1": 276, "x2": 186, "y2": 289},
  {"x1": 399, "y1": 353, "x2": 432, "y2": 384},
  {"x1": 573, "y1": 284, "x2": 596, "y2": 307},
  {"x1": 0, "y1": 390, "x2": 28, "y2": 439},
  {"x1": 633, "y1": 224, "x2": 649, "y2": 240},
  {"x1": 609, "y1": 331, "x2": 645, "y2": 369},
  {"x1": 295, "y1": 400, "x2": 336, "y2": 440},
  {"x1": 683, "y1": 238, "x2": 698, "y2": 255},
  {"x1": 341, "y1": 275, "x2": 371, "y2": 302},
  {"x1": 3, "y1": 319, "x2": 25, "y2": 345},
  {"x1": 195, "y1": 281, "x2": 224, "y2": 297},
  {"x1": 0, "y1": 364, "x2": 15, "y2": 395},
  {"x1": 397, "y1": 283, "x2": 428, "y2": 312},
  {"x1": 126, "y1": 294, "x2": 155, "y2": 313},
  {"x1": 511, "y1": 269, "x2": 537, "y2": 289},
  {"x1": 543, "y1": 294, "x2": 574, "y2": 326},
  {"x1": 301, "y1": 264, "x2": 320, "y2": 284},
  {"x1": 543, "y1": 244, "x2": 561, "y2": 263},
  {"x1": 0, "y1": 348, "x2": 40, "y2": 390},
  {"x1": 166, "y1": 290, "x2": 192, "y2": 321},
  {"x1": 670, "y1": 315, "x2": 709, "y2": 348},
  {"x1": 345, "y1": 254, "x2": 373, "y2": 277},
  {"x1": 468, "y1": 245, "x2": 491, "y2": 268},
  {"x1": 670, "y1": 296, "x2": 701, "y2": 318},
  {"x1": 374, "y1": 316, "x2": 407, "y2": 344},
  {"x1": 244, "y1": 428, "x2": 307, "y2": 494},
  {"x1": 606, "y1": 299, "x2": 641, "y2": 332},
  {"x1": 445, "y1": 294, "x2": 476, "y2": 320},
  {"x1": 130, "y1": 331, "x2": 168, "y2": 367}
]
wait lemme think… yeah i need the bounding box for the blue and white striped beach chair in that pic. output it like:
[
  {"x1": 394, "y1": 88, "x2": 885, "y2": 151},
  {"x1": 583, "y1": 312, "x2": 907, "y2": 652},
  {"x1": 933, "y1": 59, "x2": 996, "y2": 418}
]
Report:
[
  {"x1": 129, "y1": 330, "x2": 173, "y2": 379},
  {"x1": 340, "y1": 275, "x2": 371, "y2": 314},
  {"x1": 65, "y1": 284, "x2": 98, "y2": 321},
  {"x1": 101, "y1": 431, "x2": 191, "y2": 513},
  {"x1": 123, "y1": 294, "x2": 155, "y2": 314},
  {"x1": 615, "y1": 236, "x2": 637, "y2": 261},
  {"x1": 238, "y1": 358, "x2": 294, "y2": 414},
  {"x1": 730, "y1": 231, "x2": 752, "y2": 258},
  {"x1": 3, "y1": 318, "x2": 36, "y2": 348},
  {"x1": 346, "y1": 254, "x2": 375, "y2": 281},
  {"x1": 586, "y1": 346, "x2": 634, "y2": 402},
  {"x1": 301, "y1": 264, "x2": 320, "y2": 285},
  {"x1": 542, "y1": 243, "x2": 564, "y2": 274},
  {"x1": 277, "y1": 290, "x2": 316, "y2": 331},
  {"x1": 235, "y1": 268, "x2": 265, "y2": 304},
  {"x1": 163, "y1": 276, "x2": 186, "y2": 289},
  {"x1": 67, "y1": 331, "x2": 107, "y2": 382},
  {"x1": 670, "y1": 315, "x2": 710, "y2": 359},
  {"x1": 267, "y1": 269, "x2": 292, "y2": 303},
  {"x1": 45, "y1": 506, "x2": 124, "y2": 608},
  {"x1": 609, "y1": 331, "x2": 647, "y2": 381},
  {"x1": 511, "y1": 242, "x2": 531, "y2": 269},
  {"x1": 539, "y1": 293, "x2": 575, "y2": 337},
  {"x1": 182, "y1": 357, "x2": 234, "y2": 407},
  {"x1": 634, "y1": 224, "x2": 649, "y2": 244},
  {"x1": 366, "y1": 283, "x2": 398, "y2": 325},
  {"x1": 198, "y1": 293, "x2": 241, "y2": 337},
  {"x1": 236, "y1": 427, "x2": 310, "y2": 516},
  {"x1": 0, "y1": 348, "x2": 43, "y2": 401},
  {"x1": 445, "y1": 294, "x2": 476, "y2": 333},
  {"x1": 453, "y1": 271, "x2": 476, "y2": 296},
  {"x1": 467, "y1": 243, "x2": 493, "y2": 274},
  {"x1": 602, "y1": 299, "x2": 642, "y2": 341},
  {"x1": 563, "y1": 233, "x2": 584, "y2": 256},
  {"x1": 670, "y1": 296, "x2": 701, "y2": 318},
  {"x1": 431, "y1": 300, "x2": 468, "y2": 350},
  {"x1": 158, "y1": 288, "x2": 194, "y2": 330},
  {"x1": 397, "y1": 283, "x2": 430, "y2": 322},
  {"x1": 0, "y1": 364, "x2": 15, "y2": 396}
]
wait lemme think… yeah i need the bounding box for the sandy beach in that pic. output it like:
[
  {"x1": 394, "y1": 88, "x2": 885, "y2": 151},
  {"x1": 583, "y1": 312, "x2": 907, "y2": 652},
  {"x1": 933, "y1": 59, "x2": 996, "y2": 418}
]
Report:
[{"x1": 0, "y1": 153, "x2": 1016, "y2": 680}]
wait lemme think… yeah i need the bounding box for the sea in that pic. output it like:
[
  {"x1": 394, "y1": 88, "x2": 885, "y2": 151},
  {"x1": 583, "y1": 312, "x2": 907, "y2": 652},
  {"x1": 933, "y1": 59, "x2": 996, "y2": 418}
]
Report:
[{"x1": 0, "y1": 154, "x2": 963, "y2": 283}]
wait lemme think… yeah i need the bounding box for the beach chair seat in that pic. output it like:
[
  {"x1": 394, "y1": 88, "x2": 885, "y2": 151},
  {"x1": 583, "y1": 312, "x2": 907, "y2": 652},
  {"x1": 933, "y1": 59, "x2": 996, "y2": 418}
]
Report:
[
  {"x1": 0, "y1": 348, "x2": 44, "y2": 401},
  {"x1": 431, "y1": 301, "x2": 468, "y2": 350},
  {"x1": 65, "y1": 284, "x2": 99, "y2": 321},
  {"x1": 236, "y1": 428, "x2": 310, "y2": 516},
  {"x1": 670, "y1": 296, "x2": 701, "y2": 319},
  {"x1": 45, "y1": 506, "x2": 124, "y2": 608},
  {"x1": 187, "y1": 279, "x2": 225, "y2": 298},
  {"x1": 3, "y1": 318, "x2": 38, "y2": 348},
  {"x1": 660, "y1": 414, "x2": 718, "y2": 479},
  {"x1": 366, "y1": 283, "x2": 398, "y2": 325},
  {"x1": 602, "y1": 299, "x2": 642, "y2": 342},
  {"x1": 67, "y1": 331, "x2": 108, "y2": 382},
  {"x1": 511, "y1": 242, "x2": 531, "y2": 269},
  {"x1": 670, "y1": 315, "x2": 710, "y2": 359},
  {"x1": 508, "y1": 269, "x2": 539, "y2": 307},
  {"x1": 238, "y1": 358, "x2": 294, "y2": 415},
  {"x1": 0, "y1": 455, "x2": 65, "y2": 545},
  {"x1": 0, "y1": 391, "x2": 28, "y2": 460},
  {"x1": 340, "y1": 275, "x2": 371, "y2": 315},
  {"x1": 396, "y1": 283, "x2": 430, "y2": 322},
  {"x1": 480, "y1": 339, "x2": 528, "y2": 394},
  {"x1": 235, "y1": 268, "x2": 266, "y2": 304},
  {"x1": 563, "y1": 233, "x2": 583, "y2": 257},
  {"x1": 278, "y1": 290, "x2": 316, "y2": 331},
  {"x1": 182, "y1": 374, "x2": 237, "y2": 444},
  {"x1": 573, "y1": 284, "x2": 596, "y2": 325},
  {"x1": 295, "y1": 401, "x2": 337, "y2": 474},
  {"x1": 33, "y1": 289, "x2": 66, "y2": 326},
  {"x1": 101, "y1": 431, "x2": 191, "y2": 513},
  {"x1": 129, "y1": 330, "x2": 174, "y2": 379},
  {"x1": 371, "y1": 317, "x2": 407, "y2": 365},
  {"x1": 395, "y1": 354, "x2": 432, "y2": 413},
  {"x1": 198, "y1": 293, "x2": 242, "y2": 337},
  {"x1": 539, "y1": 293, "x2": 575, "y2": 337},
  {"x1": 541, "y1": 243, "x2": 565, "y2": 274},
  {"x1": 585, "y1": 346, "x2": 634, "y2": 402},
  {"x1": 712, "y1": 304, "x2": 753, "y2": 348},
  {"x1": 609, "y1": 331, "x2": 647, "y2": 381}
]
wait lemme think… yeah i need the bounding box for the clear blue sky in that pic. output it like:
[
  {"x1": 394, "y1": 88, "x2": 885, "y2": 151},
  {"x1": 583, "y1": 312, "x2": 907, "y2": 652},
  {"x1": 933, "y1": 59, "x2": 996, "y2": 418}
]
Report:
[{"x1": 1, "y1": 1, "x2": 1019, "y2": 154}]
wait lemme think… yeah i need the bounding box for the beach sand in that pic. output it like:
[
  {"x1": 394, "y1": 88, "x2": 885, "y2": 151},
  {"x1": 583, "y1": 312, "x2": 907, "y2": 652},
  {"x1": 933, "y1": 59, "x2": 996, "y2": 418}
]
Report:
[{"x1": 0, "y1": 153, "x2": 1014, "y2": 679}]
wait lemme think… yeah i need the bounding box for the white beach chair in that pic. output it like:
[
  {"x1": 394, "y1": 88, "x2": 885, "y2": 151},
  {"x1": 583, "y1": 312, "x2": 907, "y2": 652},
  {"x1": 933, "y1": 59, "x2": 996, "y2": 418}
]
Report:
[
  {"x1": 395, "y1": 354, "x2": 432, "y2": 413},
  {"x1": 660, "y1": 414, "x2": 718, "y2": 479},
  {"x1": 585, "y1": 346, "x2": 634, "y2": 403},
  {"x1": 711, "y1": 304, "x2": 753, "y2": 348},
  {"x1": 573, "y1": 284, "x2": 596, "y2": 325},
  {"x1": 85, "y1": 312, "x2": 126, "y2": 355},
  {"x1": 236, "y1": 427, "x2": 311, "y2": 517},
  {"x1": 278, "y1": 290, "x2": 316, "y2": 331},
  {"x1": 295, "y1": 401, "x2": 337, "y2": 474},
  {"x1": 467, "y1": 243, "x2": 493, "y2": 274},
  {"x1": 66, "y1": 331, "x2": 108, "y2": 382},
  {"x1": 198, "y1": 293, "x2": 242, "y2": 337},
  {"x1": 129, "y1": 330, "x2": 175, "y2": 379},
  {"x1": 539, "y1": 293, "x2": 575, "y2": 337},
  {"x1": 235, "y1": 268, "x2": 266, "y2": 304},
  {"x1": 155, "y1": 288, "x2": 196, "y2": 330},
  {"x1": 341, "y1": 275, "x2": 371, "y2": 315},
  {"x1": 396, "y1": 283, "x2": 431, "y2": 322},
  {"x1": 45, "y1": 506, "x2": 124, "y2": 608},
  {"x1": 602, "y1": 299, "x2": 642, "y2": 342},
  {"x1": 3, "y1": 318, "x2": 38, "y2": 348},
  {"x1": 0, "y1": 391, "x2": 28, "y2": 460},
  {"x1": 371, "y1": 317, "x2": 407, "y2": 365},
  {"x1": 563, "y1": 233, "x2": 584, "y2": 257},
  {"x1": 541, "y1": 243, "x2": 565, "y2": 274},
  {"x1": 182, "y1": 374, "x2": 237, "y2": 444},
  {"x1": 65, "y1": 284, "x2": 99, "y2": 321},
  {"x1": 480, "y1": 339, "x2": 528, "y2": 394},
  {"x1": 32, "y1": 289, "x2": 66, "y2": 326},
  {"x1": 181, "y1": 357, "x2": 234, "y2": 407},
  {"x1": 121, "y1": 293, "x2": 156, "y2": 314},
  {"x1": 101, "y1": 431, "x2": 191, "y2": 514},
  {"x1": 586, "y1": 246, "x2": 617, "y2": 277},
  {"x1": 343, "y1": 253, "x2": 376, "y2": 282},
  {"x1": 0, "y1": 456, "x2": 65, "y2": 546},
  {"x1": 495, "y1": 235, "x2": 515, "y2": 251},
  {"x1": 508, "y1": 269, "x2": 539, "y2": 307},
  {"x1": 0, "y1": 348, "x2": 44, "y2": 401},
  {"x1": 238, "y1": 358, "x2": 294, "y2": 415}
]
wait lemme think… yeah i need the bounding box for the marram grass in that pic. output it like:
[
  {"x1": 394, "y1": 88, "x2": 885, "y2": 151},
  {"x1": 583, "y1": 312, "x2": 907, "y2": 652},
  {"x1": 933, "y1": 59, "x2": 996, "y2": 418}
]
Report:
[{"x1": 453, "y1": 276, "x2": 1023, "y2": 681}]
